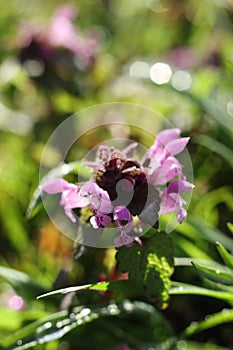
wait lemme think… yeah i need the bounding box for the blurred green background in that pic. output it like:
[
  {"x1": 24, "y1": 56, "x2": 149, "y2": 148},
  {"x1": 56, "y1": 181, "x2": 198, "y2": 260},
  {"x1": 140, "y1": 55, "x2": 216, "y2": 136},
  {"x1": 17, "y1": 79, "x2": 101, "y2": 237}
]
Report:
[{"x1": 0, "y1": 0, "x2": 233, "y2": 349}]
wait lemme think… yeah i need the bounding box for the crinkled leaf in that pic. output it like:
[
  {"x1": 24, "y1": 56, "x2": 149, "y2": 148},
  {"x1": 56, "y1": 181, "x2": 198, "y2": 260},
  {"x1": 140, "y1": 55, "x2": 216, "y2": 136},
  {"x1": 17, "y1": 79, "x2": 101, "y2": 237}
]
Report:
[
  {"x1": 2, "y1": 300, "x2": 172, "y2": 349},
  {"x1": 192, "y1": 261, "x2": 233, "y2": 285},
  {"x1": 0, "y1": 266, "x2": 47, "y2": 301},
  {"x1": 116, "y1": 231, "x2": 174, "y2": 309},
  {"x1": 216, "y1": 242, "x2": 233, "y2": 270},
  {"x1": 37, "y1": 280, "x2": 135, "y2": 299}
]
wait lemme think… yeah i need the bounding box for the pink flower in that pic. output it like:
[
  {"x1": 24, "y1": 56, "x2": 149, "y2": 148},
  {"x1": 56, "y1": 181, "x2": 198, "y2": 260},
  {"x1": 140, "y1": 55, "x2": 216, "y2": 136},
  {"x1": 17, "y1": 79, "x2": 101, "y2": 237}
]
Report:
[
  {"x1": 79, "y1": 182, "x2": 112, "y2": 214},
  {"x1": 80, "y1": 182, "x2": 112, "y2": 229},
  {"x1": 47, "y1": 4, "x2": 98, "y2": 68},
  {"x1": 41, "y1": 128, "x2": 194, "y2": 246},
  {"x1": 159, "y1": 180, "x2": 194, "y2": 223},
  {"x1": 47, "y1": 5, "x2": 79, "y2": 51},
  {"x1": 139, "y1": 129, "x2": 193, "y2": 224},
  {"x1": 113, "y1": 206, "x2": 134, "y2": 247},
  {"x1": 41, "y1": 179, "x2": 112, "y2": 226},
  {"x1": 41, "y1": 179, "x2": 87, "y2": 222},
  {"x1": 19, "y1": 4, "x2": 100, "y2": 76},
  {"x1": 144, "y1": 128, "x2": 189, "y2": 186}
]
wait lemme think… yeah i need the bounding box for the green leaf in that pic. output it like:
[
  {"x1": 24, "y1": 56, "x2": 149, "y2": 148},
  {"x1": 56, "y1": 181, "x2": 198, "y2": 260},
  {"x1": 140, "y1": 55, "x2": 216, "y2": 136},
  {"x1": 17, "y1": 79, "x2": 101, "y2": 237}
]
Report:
[
  {"x1": 227, "y1": 222, "x2": 233, "y2": 235},
  {"x1": 37, "y1": 280, "x2": 135, "y2": 299},
  {"x1": 170, "y1": 281, "x2": 233, "y2": 302},
  {"x1": 195, "y1": 134, "x2": 233, "y2": 168},
  {"x1": 175, "y1": 89, "x2": 233, "y2": 131},
  {"x1": 25, "y1": 187, "x2": 43, "y2": 220},
  {"x1": 192, "y1": 260, "x2": 233, "y2": 285},
  {"x1": 0, "y1": 266, "x2": 47, "y2": 301},
  {"x1": 182, "y1": 308, "x2": 233, "y2": 338},
  {"x1": 26, "y1": 161, "x2": 91, "y2": 219},
  {"x1": 180, "y1": 341, "x2": 230, "y2": 350},
  {"x1": 216, "y1": 242, "x2": 233, "y2": 270},
  {"x1": 0, "y1": 308, "x2": 48, "y2": 333},
  {"x1": 188, "y1": 216, "x2": 233, "y2": 253},
  {"x1": 173, "y1": 235, "x2": 213, "y2": 261},
  {"x1": 2, "y1": 301, "x2": 172, "y2": 349},
  {"x1": 116, "y1": 231, "x2": 174, "y2": 309}
]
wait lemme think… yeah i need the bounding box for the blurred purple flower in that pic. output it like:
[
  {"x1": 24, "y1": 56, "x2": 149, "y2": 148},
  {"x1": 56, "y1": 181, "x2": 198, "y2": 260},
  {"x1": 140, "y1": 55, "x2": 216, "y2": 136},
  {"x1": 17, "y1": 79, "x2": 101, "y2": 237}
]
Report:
[
  {"x1": 169, "y1": 46, "x2": 198, "y2": 69},
  {"x1": 7, "y1": 293, "x2": 25, "y2": 311},
  {"x1": 41, "y1": 128, "x2": 194, "y2": 246},
  {"x1": 19, "y1": 3, "x2": 100, "y2": 89},
  {"x1": 47, "y1": 4, "x2": 99, "y2": 69}
]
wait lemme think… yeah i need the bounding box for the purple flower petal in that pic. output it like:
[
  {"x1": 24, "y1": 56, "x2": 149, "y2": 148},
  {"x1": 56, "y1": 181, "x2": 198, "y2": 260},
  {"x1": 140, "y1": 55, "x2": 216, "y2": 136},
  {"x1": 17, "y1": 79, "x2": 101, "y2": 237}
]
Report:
[
  {"x1": 41, "y1": 179, "x2": 77, "y2": 194},
  {"x1": 98, "y1": 192, "x2": 112, "y2": 213},
  {"x1": 60, "y1": 188, "x2": 88, "y2": 208},
  {"x1": 159, "y1": 191, "x2": 181, "y2": 214},
  {"x1": 114, "y1": 206, "x2": 132, "y2": 222},
  {"x1": 165, "y1": 137, "x2": 190, "y2": 156},
  {"x1": 121, "y1": 143, "x2": 138, "y2": 158},
  {"x1": 100, "y1": 214, "x2": 112, "y2": 227},
  {"x1": 167, "y1": 180, "x2": 194, "y2": 194},
  {"x1": 156, "y1": 128, "x2": 181, "y2": 145},
  {"x1": 114, "y1": 206, "x2": 133, "y2": 234},
  {"x1": 144, "y1": 129, "x2": 183, "y2": 166},
  {"x1": 80, "y1": 181, "x2": 112, "y2": 213},
  {"x1": 64, "y1": 206, "x2": 77, "y2": 223},
  {"x1": 177, "y1": 208, "x2": 187, "y2": 223},
  {"x1": 90, "y1": 213, "x2": 111, "y2": 228},
  {"x1": 159, "y1": 179, "x2": 193, "y2": 222},
  {"x1": 148, "y1": 157, "x2": 183, "y2": 186}
]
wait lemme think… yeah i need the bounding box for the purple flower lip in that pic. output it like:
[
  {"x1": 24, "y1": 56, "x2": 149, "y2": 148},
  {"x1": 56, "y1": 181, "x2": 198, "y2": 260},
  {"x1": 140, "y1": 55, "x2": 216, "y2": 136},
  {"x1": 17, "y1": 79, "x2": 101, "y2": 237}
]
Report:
[{"x1": 41, "y1": 128, "x2": 194, "y2": 247}]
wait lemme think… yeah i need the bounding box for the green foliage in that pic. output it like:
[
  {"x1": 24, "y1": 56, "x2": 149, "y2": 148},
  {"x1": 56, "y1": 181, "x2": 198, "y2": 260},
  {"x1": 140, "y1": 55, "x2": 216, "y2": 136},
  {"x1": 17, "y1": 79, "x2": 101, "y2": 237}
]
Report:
[
  {"x1": 170, "y1": 281, "x2": 233, "y2": 303},
  {"x1": 192, "y1": 261, "x2": 233, "y2": 286},
  {"x1": 182, "y1": 308, "x2": 233, "y2": 338},
  {"x1": 1, "y1": 301, "x2": 173, "y2": 350},
  {"x1": 116, "y1": 232, "x2": 174, "y2": 309},
  {"x1": 0, "y1": 0, "x2": 233, "y2": 348},
  {"x1": 0, "y1": 266, "x2": 47, "y2": 301},
  {"x1": 37, "y1": 280, "x2": 135, "y2": 300}
]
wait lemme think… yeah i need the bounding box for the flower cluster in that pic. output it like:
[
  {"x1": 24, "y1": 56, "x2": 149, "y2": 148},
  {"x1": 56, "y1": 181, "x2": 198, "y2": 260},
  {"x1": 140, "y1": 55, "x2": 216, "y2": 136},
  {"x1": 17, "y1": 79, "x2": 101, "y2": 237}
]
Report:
[
  {"x1": 19, "y1": 4, "x2": 99, "y2": 88},
  {"x1": 41, "y1": 129, "x2": 194, "y2": 246}
]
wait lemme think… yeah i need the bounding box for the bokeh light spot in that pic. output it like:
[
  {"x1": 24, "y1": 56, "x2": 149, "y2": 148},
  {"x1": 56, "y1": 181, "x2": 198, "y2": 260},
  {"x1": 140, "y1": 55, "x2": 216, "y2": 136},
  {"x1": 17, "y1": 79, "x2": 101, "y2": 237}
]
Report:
[
  {"x1": 129, "y1": 61, "x2": 150, "y2": 78},
  {"x1": 171, "y1": 70, "x2": 192, "y2": 91},
  {"x1": 150, "y1": 62, "x2": 172, "y2": 85},
  {"x1": 8, "y1": 295, "x2": 25, "y2": 311}
]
